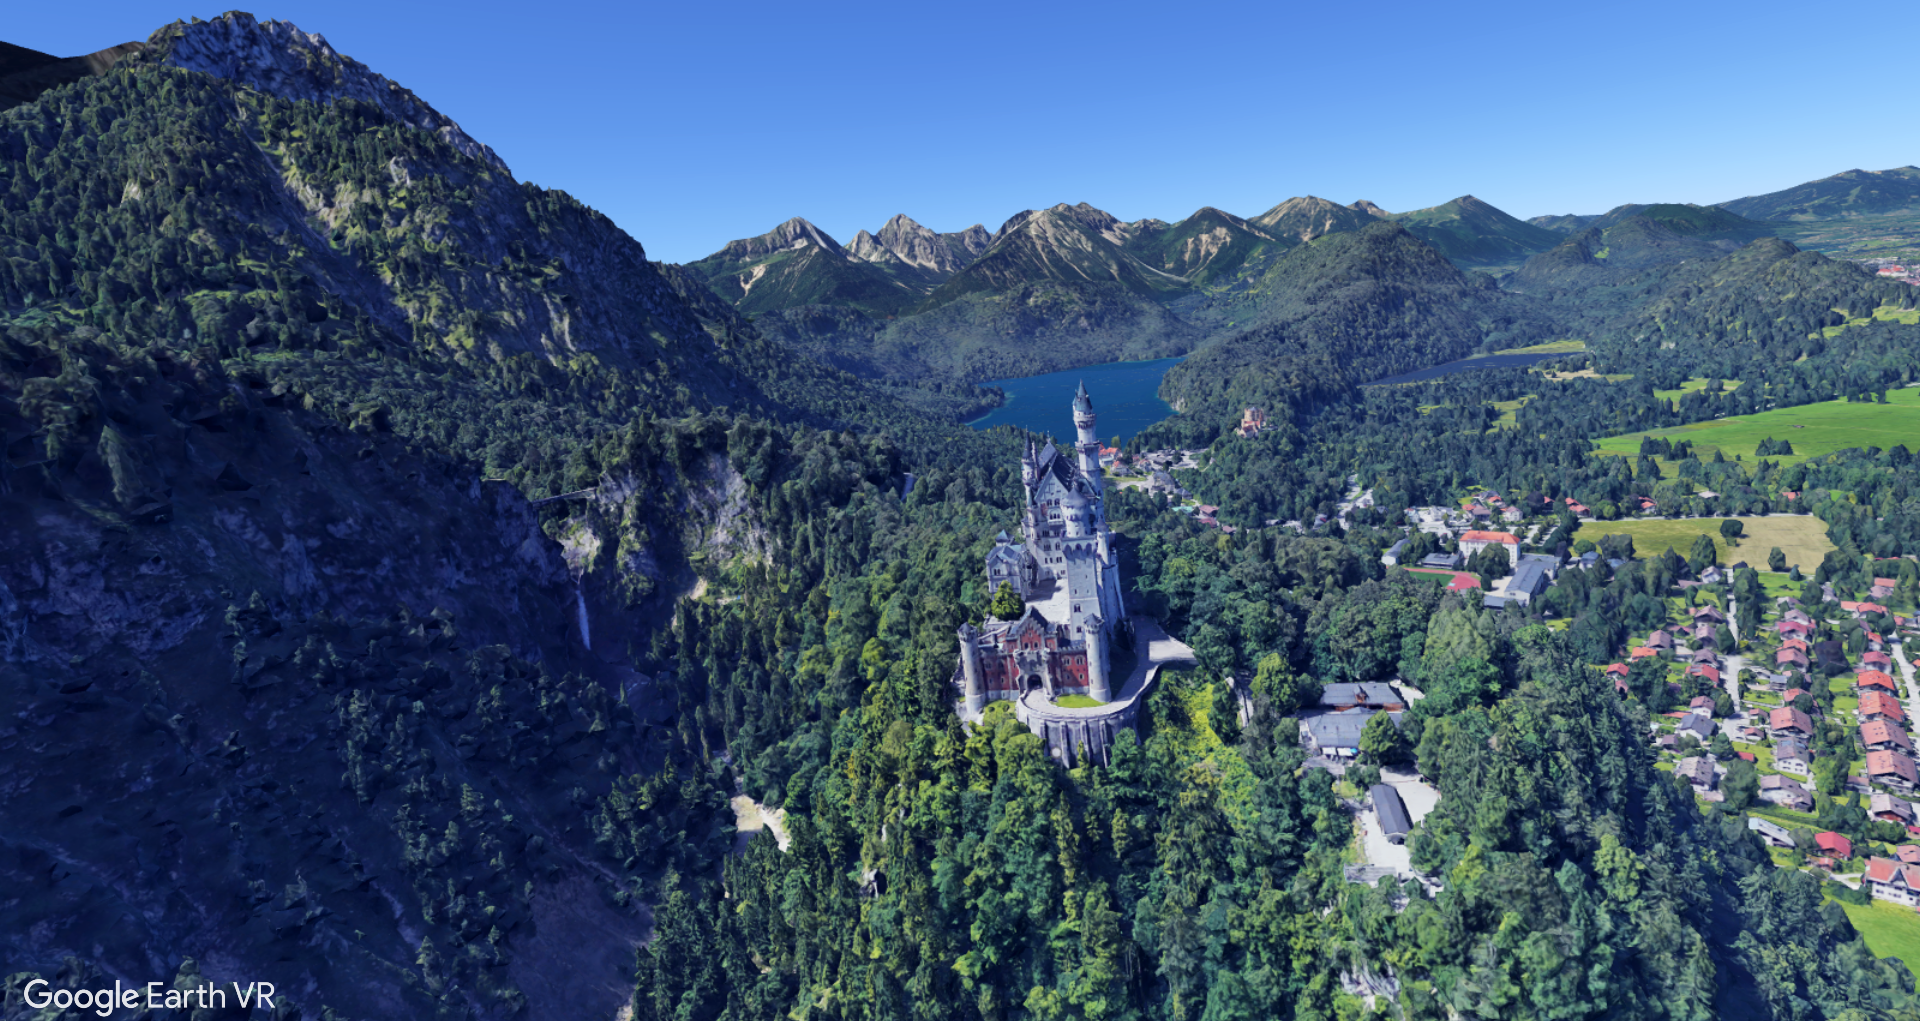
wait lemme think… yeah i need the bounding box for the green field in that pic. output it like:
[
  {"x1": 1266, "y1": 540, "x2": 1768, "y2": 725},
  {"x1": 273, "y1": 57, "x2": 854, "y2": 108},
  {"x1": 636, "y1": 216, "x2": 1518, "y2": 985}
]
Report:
[
  {"x1": 1494, "y1": 339, "x2": 1587, "y2": 355},
  {"x1": 1054, "y1": 694, "x2": 1105, "y2": 708},
  {"x1": 1574, "y1": 517, "x2": 1836, "y2": 572},
  {"x1": 1594, "y1": 388, "x2": 1920, "y2": 468},
  {"x1": 1842, "y1": 898, "x2": 1920, "y2": 984},
  {"x1": 1652, "y1": 377, "x2": 1745, "y2": 403}
]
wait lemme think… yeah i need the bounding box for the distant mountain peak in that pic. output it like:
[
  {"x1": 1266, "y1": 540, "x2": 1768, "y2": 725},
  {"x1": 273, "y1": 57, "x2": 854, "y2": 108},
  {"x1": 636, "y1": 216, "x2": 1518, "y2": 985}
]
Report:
[
  {"x1": 140, "y1": 12, "x2": 507, "y2": 173},
  {"x1": 1251, "y1": 196, "x2": 1378, "y2": 245},
  {"x1": 1350, "y1": 200, "x2": 1390, "y2": 218}
]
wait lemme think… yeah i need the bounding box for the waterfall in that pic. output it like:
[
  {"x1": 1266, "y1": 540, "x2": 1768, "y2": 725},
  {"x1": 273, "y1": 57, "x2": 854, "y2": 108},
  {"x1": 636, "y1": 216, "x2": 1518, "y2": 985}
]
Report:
[{"x1": 575, "y1": 583, "x2": 592, "y2": 651}]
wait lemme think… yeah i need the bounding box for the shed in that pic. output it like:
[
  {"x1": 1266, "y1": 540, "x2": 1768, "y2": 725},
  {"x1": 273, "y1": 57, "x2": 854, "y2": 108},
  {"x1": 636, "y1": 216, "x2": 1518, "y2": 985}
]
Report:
[{"x1": 1370, "y1": 784, "x2": 1413, "y2": 845}]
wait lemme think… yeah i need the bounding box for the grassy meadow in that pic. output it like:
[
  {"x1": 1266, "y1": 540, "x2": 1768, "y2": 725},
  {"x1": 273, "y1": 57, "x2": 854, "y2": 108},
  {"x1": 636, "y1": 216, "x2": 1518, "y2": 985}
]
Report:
[
  {"x1": 1842, "y1": 898, "x2": 1920, "y2": 984},
  {"x1": 1574, "y1": 516, "x2": 1836, "y2": 572},
  {"x1": 1593, "y1": 388, "x2": 1920, "y2": 469}
]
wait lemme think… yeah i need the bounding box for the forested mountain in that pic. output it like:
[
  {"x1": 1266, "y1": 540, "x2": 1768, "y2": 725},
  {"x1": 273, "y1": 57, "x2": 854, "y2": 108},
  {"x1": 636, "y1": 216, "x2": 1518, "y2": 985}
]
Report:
[
  {"x1": 1721, "y1": 165, "x2": 1920, "y2": 220},
  {"x1": 1158, "y1": 221, "x2": 1553, "y2": 419},
  {"x1": 1388, "y1": 195, "x2": 1564, "y2": 266},
  {"x1": 1121, "y1": 205, "x2": 1277, "y2": 285}
]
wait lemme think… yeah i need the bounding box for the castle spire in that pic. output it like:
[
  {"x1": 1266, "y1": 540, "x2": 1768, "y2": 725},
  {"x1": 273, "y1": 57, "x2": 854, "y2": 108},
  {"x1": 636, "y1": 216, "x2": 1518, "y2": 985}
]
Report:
[{"x1": 1072, "y1": 380, "x2": 1093, "y2": 414}]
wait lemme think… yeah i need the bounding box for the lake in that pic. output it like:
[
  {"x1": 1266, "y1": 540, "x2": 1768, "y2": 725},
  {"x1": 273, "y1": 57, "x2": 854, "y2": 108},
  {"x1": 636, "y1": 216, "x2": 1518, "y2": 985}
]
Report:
[
  {"x1": 968, "y1": 356, "x2": 1183, "y2": 442},
  {"x1": 1367, "y1": 351, "x2": 1561, "y2": 386}
]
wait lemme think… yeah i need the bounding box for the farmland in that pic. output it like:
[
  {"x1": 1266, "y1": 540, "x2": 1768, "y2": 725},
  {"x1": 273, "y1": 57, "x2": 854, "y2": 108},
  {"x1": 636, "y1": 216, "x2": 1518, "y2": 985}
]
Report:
[
  {"x1": 1592, "y1": 388, "x2": 1920, "y2": 468},
  {"x1": 1573, "y1": 515, "x2": 1836, "y2": 572}
]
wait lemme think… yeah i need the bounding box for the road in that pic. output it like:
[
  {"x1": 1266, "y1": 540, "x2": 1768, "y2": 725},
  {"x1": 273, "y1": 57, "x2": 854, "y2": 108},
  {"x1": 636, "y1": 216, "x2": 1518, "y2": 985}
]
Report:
[{"x1": 1895, "y1": 636, "x2": 1920, "y2": 733}]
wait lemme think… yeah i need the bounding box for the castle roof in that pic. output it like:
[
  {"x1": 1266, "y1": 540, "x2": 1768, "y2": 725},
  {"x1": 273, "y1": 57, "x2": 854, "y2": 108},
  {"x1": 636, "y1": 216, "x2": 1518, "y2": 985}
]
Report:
[{"x1": 1073, "y1": 380, "x2": 1093, "y2": 414}]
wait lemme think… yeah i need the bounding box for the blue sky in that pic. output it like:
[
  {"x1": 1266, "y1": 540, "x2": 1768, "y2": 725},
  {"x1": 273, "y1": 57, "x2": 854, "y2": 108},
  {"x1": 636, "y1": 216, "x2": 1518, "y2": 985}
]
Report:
[{"x1": 12, "y1": 1, "x2": 1915, "y2": 263}]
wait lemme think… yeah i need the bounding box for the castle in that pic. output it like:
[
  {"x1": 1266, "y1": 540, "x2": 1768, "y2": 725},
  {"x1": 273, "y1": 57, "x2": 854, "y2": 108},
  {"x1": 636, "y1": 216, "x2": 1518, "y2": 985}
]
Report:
[{"x1": 957, "y1": 382, "x2": 1129, "y2": 717}]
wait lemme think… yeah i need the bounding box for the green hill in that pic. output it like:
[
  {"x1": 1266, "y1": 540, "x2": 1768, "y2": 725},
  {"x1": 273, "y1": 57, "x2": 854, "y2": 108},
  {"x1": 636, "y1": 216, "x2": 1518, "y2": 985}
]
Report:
[
  {"x1": 1390, "y1": 194, "x2": 1564, "y2": 266},
  {"x1": 1159, "y1": 221, "x2": 1554, "y2": 418},
  {"x1": 1721, "y1": 166, "x2": 1920, "y2": 220}
]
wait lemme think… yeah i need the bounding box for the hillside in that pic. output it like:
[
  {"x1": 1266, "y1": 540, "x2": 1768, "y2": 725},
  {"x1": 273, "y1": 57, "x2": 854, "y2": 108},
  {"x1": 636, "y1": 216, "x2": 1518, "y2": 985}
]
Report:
[
  {"x1": 1158, "y1": 221, "x2": 1555, "y2": 420},
  {"x1": 1249, "y1": 195, "x2": 1381, "y2": 245},
  {"x1": 1511, "y1": 210, "x2": 1775, "y2": 293},
  {"x1": 1721, "y1": 165, "x2": 1920, "y2": 220},
  {"x1": 1390, "y1": 194, "x2": 1564, "y2": 266}
]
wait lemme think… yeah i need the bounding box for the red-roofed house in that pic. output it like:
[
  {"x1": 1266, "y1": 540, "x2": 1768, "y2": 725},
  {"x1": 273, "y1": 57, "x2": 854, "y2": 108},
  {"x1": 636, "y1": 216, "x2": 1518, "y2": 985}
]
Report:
[
  {"x1": 1855, "y1": 602, "x2": 1890, "y2": 619},
  {"x1": 1869, "y1": 750, "x2": 1920, "y2": 792},
  {"x1": 1866, "y1": 857, "x2": 1920, "y2": 905},
  {"x1": 1689, "y1": 695, "x2": 1715, "y2": 712},
  {"x1": 1781, "y1": 637, "x2": 1810, "y2": 652},
  {"x1": 1604, "y1": 663, "x2": 1630, "y2": 677},
  {"x1": 1630, "y1": 646, "x2": 1661, "y2": 660},
  {"x1": 1818, "y1": 832, "x2": 1855, "y2": 859},
  {"x1": 1776, "y1": 647, "x2": 1810, "y2": 669},
  {"x1": 1859, "y1": 670, "x2": 1898, "y2": 693},
  {"x1": 1860, "y1": 690, "x2": 1908, "y2": 726},
  {"x1": 1874, "y1": 578, "x2": 1899, "y2": 600},
  {"x1": 1769, "y1": 706, "x2": 1814, "y2": 739},
  {"x1": 1688, "y1": 665, "x2": 1721, "y2": 684},
  {"x1": 1863, "y1": 721, "x2": 1916, "y2": 755},
  {"x1": 1865, "y1": 650, "x2": 1894, "y2": 669},
  {"x1": 1458, "y1": 530, "x2": 1521, "y2": 565},
  {"x1": 1776, "y1": 620, "x2": 1813, "y2": 638},
  {"x1": 1899, "y1": 844, "x2": 1920, "y2": 865}
]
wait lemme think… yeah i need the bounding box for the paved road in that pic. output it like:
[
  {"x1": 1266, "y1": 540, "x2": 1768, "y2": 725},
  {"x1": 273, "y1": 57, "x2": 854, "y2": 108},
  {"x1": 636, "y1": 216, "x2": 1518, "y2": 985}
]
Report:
[{"x1": 1895, "y1": 637, "x2": 1920, "y2": 731}]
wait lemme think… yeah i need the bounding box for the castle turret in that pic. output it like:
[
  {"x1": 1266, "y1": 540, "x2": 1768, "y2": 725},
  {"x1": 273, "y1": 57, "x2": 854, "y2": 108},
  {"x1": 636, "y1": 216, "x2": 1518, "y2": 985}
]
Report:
[
  {"x1": 1085, "y1": 613, "x2": 1110, "y2": 702},
  {"x1": 1062, "y1": 488, "x2": 1090, "y2": 539},
  {"x1": 1073, "y1": 381, "x2": 1101, "y2": 481},
  {"x1": 958, "y1": 623, "x2": 985, "y2": 715}
]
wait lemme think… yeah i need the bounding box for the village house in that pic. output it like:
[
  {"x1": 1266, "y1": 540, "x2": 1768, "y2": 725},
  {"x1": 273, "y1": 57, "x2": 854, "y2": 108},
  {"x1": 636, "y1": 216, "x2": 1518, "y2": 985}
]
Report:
[
  {"x1": 1645, "y1": 630, "x2": 1674, "y2": 650},
  {"x1": 1689, "y1": 664, "x2": 1721, "y2": 685},
  {"x1": 1318, "y1": 683, "x2": 1407, "y2": 712},
  {"x1": 1302, "y1": 708, "x2": 1400, "y2": 760},
  {"x1": 1781, "y1": 637, "x2": 1810, "y2": 653},
  {"x1": 1630, "y1": 646, "x2": 1662, "y2": 661},
  {"x1": 1776, "y1": 647, "x2": 1810, "y2": 670},
  {"x1": 1860, "y1": 690, "x2": 1907, "y2": 727},
  {"x1": 1501, "y1": 506, "x2": 1524, "y2": 524},
  {"x1": 1859, "y1": 669, "x2": 1899, "y2": 693},
  {"x1": 1674, "y1": 755, "x2": 1716, "y2": 791},
  {"x1": 1899, "y1": 845, "x2": 1920, "y2": 866},
  {"x1": 1749, "y1": 817, "x2": 1794, "y2": 848},
  {"x1": 1783, "y1": 608, "x2": 1813, "y2": 625},
  {"x1": 1769, "y1": 706, "x2": 1814, "y2": 740},
  {"x1": 1817, "y1": 832, "x2": 1855, "y2": 860},
  {"x1": 1760, "y1": 774, "x2": 1814, "y2": 812},
  {"x1": 1864, "y1": 650, "x2": 1894, "y2": 670},
  {"x1": 1865, "y1": 858, "x2": 1920, "y2": 905},
  {"x1": 1690, "y1": 649, "x2": 1718, "y2": 667},
  {"x1": 1691, "y1": 606, "x2": 1727, "y2": 624},
  {"x1": 1678, "y1": 714, "x2": 1717, "y2": 743},
  {"x1": 1863, "y1": 720, "x2": 1915, "y2": 755},
  {"x1": 1868, "y1": 749, "x2": 1920, "y2": 792},
  {"x1": 1776, "y1": 619, "x2": 1813, "y2": 639},
  {"x1": 1872, "y1": 793, "x2": 1916, "y2": 827},
  {"x1": 1873, "y1": 578, "x2": 1899, "y2": 601},
  {"x1": 1774, "y1": 738, "x2": 1812, "y2": 777}
]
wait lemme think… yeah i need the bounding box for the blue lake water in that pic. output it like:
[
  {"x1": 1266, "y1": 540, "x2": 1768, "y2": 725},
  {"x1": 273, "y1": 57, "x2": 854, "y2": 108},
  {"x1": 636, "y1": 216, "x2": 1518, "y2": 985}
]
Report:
[
  {"x1": 968, "y1": 357, "x2": 1184, "y2": 442},
  {"x1": 1367, "y1": 351, "x2": 1562, "y2": 386}
]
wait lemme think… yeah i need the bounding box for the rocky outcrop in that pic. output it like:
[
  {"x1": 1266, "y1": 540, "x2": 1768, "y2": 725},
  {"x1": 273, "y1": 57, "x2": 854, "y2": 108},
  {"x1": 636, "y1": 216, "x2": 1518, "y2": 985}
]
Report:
[{"x1": 141, "y1": 12, "x2": 508, "y2": 173}]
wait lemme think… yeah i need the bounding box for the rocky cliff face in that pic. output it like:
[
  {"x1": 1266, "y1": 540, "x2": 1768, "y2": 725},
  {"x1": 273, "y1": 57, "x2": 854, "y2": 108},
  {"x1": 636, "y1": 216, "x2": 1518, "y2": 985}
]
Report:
[
  {"x1": 140, "y1": 11, "x2": 508, "y2": 172},
  {"x1": 846, "y1": 214, "x2": 992, "y2": 290}
]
